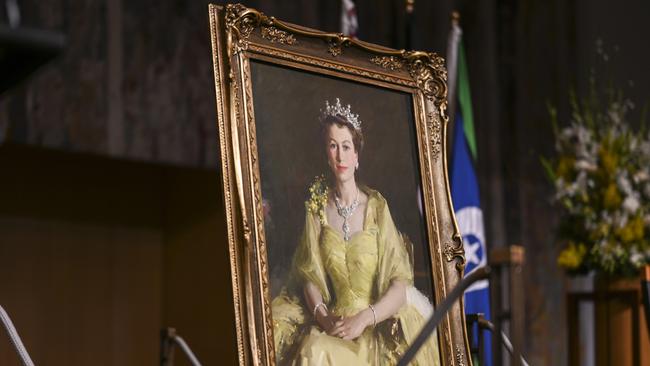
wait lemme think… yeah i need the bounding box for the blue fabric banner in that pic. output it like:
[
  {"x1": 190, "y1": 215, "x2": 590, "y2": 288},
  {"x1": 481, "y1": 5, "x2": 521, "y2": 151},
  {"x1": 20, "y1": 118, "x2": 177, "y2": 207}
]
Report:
[{"x1": 450, "y1": 112, "x2": 492, "y2": 365}]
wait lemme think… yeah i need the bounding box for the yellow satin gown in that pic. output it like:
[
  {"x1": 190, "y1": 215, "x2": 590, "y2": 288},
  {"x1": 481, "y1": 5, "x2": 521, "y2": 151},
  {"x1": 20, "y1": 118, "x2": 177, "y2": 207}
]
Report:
[{"x1": 272, "y1": 187, "x2": 440, "y2": 366}]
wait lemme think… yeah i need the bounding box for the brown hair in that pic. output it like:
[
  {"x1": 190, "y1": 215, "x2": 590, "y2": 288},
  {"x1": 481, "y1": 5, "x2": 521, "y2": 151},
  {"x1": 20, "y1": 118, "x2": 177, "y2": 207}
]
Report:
[{"x1": 320, "y1": 115, "x2": 364, "y2": 154}]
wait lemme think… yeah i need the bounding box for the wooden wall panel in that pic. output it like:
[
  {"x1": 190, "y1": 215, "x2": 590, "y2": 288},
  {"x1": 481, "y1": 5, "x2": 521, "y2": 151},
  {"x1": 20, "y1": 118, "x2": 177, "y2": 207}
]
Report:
[
  {"x1": 162, "y1": 167, "x2": 237, "y2": 366},
  {"x1": 0, "y1": 218, "x2": 163, "y2": 366},
  {"x1": 0, "y1": 145, "x2": 235, "y2": 365}
]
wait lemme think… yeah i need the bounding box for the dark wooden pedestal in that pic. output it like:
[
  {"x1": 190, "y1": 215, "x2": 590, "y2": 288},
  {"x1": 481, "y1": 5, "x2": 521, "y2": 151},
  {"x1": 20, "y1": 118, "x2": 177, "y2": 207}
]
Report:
[{"x1": 567, "y1": 270, "x2": 650, "y2": 366}]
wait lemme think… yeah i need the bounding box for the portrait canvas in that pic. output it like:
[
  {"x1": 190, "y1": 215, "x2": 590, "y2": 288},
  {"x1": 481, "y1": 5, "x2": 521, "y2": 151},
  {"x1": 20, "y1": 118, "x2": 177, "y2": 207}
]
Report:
[
  {"x1": 252, "y1": 60, "x2": 440, "y2": 364},
  {"x1": 209, "y1": 4, "x2": 471, "y2": 366},
  {"x1": 251, "y1": 60, "x2": 435, "y2": 299}
]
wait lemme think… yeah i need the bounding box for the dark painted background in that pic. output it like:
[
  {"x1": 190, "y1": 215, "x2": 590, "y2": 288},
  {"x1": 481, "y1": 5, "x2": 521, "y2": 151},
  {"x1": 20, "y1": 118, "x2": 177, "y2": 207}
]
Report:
[{"x1": 250, "y1": 60, "x2": 432, "y2": 299}]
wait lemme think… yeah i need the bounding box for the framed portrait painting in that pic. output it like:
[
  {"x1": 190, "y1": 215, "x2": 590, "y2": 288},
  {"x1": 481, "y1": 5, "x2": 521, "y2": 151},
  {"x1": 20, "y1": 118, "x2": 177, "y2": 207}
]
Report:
[{"x1": 209, "y1": 4, "x2": 470, "y2": 365}]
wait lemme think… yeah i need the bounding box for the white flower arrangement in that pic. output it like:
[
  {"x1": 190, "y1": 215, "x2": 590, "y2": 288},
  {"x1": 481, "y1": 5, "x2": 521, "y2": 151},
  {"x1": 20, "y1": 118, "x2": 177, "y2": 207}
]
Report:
[{"x1": 543, "y1": 85, "x2": 650, "y2": 276}]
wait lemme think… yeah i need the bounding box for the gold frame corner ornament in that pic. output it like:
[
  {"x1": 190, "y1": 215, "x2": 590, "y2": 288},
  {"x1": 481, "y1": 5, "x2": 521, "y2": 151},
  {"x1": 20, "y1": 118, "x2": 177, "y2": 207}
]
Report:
[{"x1": 209, "y1": 4, "x2": 471, "y2": 366}]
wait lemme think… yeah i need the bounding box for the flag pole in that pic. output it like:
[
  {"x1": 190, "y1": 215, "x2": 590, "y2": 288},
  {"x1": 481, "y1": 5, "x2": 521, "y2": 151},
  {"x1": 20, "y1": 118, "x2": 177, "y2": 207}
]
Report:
[
  {"x1": 446, "y1": 11, "x2": 461, "y2": 155},
  {"x1": 405, "y1": 0, "x2": 414, "y2": 50}
]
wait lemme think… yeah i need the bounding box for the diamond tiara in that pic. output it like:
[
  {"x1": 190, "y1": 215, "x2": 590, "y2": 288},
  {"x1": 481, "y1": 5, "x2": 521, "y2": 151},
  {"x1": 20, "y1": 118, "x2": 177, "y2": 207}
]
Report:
[{"x1": 319, "y1": 98, "x2": 362, "y2": 130}]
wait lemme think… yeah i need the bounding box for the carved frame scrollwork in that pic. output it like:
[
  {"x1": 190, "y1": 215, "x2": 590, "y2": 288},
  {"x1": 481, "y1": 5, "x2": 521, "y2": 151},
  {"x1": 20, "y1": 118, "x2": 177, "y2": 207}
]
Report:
[{"x1": 210, "y1": 4, "x2": 470, "y2": 365}]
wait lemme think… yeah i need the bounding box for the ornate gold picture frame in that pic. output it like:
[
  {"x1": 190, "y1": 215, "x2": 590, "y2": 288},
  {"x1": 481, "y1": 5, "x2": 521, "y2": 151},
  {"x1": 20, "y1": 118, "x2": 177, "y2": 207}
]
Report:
[{"x1": 209, "y1": 4, "x2": 470, "y2": 365}]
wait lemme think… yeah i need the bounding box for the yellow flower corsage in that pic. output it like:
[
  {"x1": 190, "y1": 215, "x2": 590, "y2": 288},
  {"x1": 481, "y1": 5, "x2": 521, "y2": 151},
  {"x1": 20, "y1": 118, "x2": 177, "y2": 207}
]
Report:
[{"x1": 307, "y1": 175, "x2": 329, "y2": 225}]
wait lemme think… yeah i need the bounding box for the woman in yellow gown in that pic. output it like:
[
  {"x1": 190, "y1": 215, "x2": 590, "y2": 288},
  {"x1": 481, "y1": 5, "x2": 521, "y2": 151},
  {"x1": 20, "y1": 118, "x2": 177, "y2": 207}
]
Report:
[{"x1": 272, "y1": 99, "x2": 440, "y2": 365}]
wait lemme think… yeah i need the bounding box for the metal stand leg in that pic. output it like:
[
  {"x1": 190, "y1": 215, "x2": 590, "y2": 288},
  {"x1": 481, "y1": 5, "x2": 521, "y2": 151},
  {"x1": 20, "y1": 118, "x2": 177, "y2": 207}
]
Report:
[
  {"x1": 160, "y1": 327, "x2": 203, "y2": 366},
  {"x1": 0, "y1": 305, "x2": 35, "y2": 366},
  {"x1": 490, "y1": 245, "x2": 525, "y2": 366}
]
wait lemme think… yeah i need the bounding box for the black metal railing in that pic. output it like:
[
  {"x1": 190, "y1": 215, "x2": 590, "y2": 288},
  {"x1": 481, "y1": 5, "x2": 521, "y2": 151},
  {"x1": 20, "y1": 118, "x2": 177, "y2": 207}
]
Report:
[
  {"x1": 0, "y1": 304, "x2": 35, "y2": 366},
  {"x1": 160, "y1": 327, "x2": 203, "y2": 366},
  {"x1": 398, "y1": 245, "x2": 528, "y2": 366},
  {"x1": 397, "y1": 267, "x2": 491, "y2": 366},
  {"x1": 466, "y1": 313, "x2": 530, "y2": 366}
]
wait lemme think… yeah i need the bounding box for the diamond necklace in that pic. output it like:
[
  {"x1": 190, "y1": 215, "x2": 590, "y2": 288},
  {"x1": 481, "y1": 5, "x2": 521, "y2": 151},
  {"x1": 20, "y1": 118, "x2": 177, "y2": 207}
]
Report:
[{"x1": 334, "y1": 187, "x2": 360, "y2": 241}]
